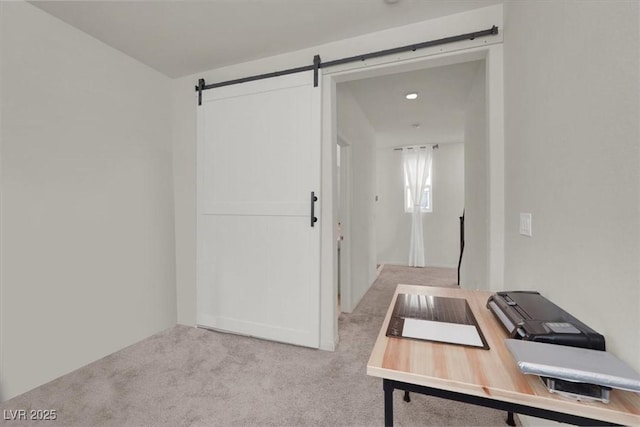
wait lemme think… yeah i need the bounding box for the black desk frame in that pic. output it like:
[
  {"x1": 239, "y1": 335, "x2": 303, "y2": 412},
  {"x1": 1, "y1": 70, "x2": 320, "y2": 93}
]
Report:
[{"x1": 383, "y1": 379, "x2": 620, "y2": 427}]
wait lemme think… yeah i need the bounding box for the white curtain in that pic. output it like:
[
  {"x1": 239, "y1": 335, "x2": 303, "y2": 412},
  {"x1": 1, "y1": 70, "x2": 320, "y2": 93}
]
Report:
[{"x1": 402, "y1": 146, "x2": 433, "y2": 267}]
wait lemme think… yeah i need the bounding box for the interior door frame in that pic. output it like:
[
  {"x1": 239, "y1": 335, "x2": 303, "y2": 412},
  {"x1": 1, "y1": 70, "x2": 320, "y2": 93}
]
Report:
[
  {"x1": 319, "y1": 44, "x2": 504, "y2": 350},
  {"x1": 336, "y1": 134, "x2": 353, "y2": 313}
]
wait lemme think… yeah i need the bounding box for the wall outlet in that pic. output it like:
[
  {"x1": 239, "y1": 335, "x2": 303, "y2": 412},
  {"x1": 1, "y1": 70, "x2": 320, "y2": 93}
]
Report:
[{"x1": 520, "y1": 213, "x2": 532, "y2": 237}]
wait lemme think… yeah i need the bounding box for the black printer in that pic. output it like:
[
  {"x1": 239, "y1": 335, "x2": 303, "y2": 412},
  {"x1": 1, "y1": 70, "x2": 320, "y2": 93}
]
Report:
[
  {"x1": 487, "y1": 291, "x2": 605, "y2": 351},
  {"x1": 488, "y1": 291, "x2": 611, "y2": 402}
]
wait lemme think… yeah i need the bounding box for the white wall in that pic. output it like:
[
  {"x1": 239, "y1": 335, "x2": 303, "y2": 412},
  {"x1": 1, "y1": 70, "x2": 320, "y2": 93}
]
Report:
[
  {"x1": 172, "y1": 5, "x2": 504, "y2": 350},
  {"x1": 336, "y1": 86, "x2": 378, "y2": 312},
  {"x1": 0, "y1": 2, "x2": 176, "y2": 401},
  {"x1": 460, "y1": 63, "x2": 488, "y2": 289},
  {"x1": 376, "y1": 143, "x2": 464, "y2": 268},
  {"x1": 504, "y1": 0, "x2": 639, "y2": 377}
]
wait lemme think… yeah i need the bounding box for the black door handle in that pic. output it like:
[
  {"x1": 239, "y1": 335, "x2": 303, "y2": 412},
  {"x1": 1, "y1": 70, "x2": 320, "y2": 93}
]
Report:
[{"x1": 311, "y1": 191, "x2": 318, "y2": 227}]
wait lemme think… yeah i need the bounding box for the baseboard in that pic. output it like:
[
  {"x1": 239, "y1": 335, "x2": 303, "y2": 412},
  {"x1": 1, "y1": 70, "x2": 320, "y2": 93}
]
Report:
[
  {"x1": 428, "y1": 263, "x2": 458, "y2": 269},
  {"x1": 320, "y1": 335, "x2": 338, "y2": 351},
  {"x1": 377, "y1": 262, "x2": 457, "y2": 269}
]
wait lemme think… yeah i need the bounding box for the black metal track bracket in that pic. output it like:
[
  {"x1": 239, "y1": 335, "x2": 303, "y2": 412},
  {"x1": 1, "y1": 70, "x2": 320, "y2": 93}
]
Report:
[
  {"x1": 196, "y1": 78, "x2": 205, "y2": 106},
  {"x1": 313, "y1": 55, "x2": 321, "y2": 87}
]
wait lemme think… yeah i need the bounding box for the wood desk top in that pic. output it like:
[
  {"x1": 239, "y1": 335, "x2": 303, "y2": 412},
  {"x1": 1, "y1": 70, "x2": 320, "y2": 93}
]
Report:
[{"x1": 367, "y1": 285, "x2": 640, "y2": 426}]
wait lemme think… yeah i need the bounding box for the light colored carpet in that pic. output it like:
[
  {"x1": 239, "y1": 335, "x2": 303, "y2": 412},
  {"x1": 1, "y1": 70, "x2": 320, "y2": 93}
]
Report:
[{"x1": 0, "y1": 265, "x2": 507, "y2": 426}]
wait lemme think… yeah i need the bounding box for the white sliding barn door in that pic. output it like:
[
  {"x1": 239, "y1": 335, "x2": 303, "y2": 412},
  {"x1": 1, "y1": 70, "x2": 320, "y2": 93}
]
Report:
[{"x1": 197, "y1": 71, "x2": 321, "y2": 348}]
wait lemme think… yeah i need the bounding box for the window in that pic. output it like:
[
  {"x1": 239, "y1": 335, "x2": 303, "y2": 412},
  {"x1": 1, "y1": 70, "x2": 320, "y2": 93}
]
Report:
[
  {"x1": 404, "y1": 177, "x2": 432, "y2": 213},
  {"x1": 402, "y1": 146, "x2": 433, "y2": 213}
]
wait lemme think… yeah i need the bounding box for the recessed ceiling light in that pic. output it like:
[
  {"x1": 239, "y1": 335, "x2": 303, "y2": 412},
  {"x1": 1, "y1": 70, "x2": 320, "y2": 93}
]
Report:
[
  {"x1": 405, "y1": 93, "x2": 418, "y2": 100},
  {"x1": 412, "y1": 123, "x2": 421, "y2": 129}
]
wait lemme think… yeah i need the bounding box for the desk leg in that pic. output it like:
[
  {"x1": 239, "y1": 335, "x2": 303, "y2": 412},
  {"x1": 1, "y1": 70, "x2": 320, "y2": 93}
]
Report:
[
  {"x1": 383, "y1": 379, "x2": 394, "y2": 427},
  {"x1": 506, "y1": 411, "x2": 516, "y2": 426}
]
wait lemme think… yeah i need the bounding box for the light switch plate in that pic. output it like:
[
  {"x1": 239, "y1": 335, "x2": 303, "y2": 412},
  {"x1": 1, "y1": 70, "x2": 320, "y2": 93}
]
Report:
[{"x1": 520, "y1": 213, "x2": 532, "y2": 237}]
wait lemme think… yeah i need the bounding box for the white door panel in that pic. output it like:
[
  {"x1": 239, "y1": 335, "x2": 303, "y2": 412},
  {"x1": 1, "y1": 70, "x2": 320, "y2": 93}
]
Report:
[
  {"x1": 197, "y1": 71, "x2": 321, "y2": 348},
  {"x1": 197, "y1": 215, "x2": 318, "y2": 346}
]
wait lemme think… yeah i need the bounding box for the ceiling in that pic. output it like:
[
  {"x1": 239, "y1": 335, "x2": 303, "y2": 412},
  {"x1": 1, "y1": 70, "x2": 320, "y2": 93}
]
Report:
[
  {"x1": 340, "y1": 60, "x2": 482, "y2": 148},
  {"x1": 30, "y1": 0, "x2": 492, "y2": 145},
  {"x1": 29, "y1": 0, "x2": 501, "y2": 78}
]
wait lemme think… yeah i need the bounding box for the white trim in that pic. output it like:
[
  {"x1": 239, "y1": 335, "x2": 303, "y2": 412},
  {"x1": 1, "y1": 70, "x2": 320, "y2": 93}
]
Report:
[
  {"x1": 322, "y1": 44, "x2": 505, "y2": 347},
  {"x1": 319, "y1": 72, "x2": 338, "y2": 350},
  {"x1": 486, "y1": 45, "x2": 505, "y2": 292},
  {"x1": 336, "y1": 134, "x2": 353, "y2": 314}
]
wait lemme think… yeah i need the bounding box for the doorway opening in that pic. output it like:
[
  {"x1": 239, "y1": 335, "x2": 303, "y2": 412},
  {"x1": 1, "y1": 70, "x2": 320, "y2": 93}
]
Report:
[{"x1": 326, "y1": 45, "x2": 504, "y2": 332}]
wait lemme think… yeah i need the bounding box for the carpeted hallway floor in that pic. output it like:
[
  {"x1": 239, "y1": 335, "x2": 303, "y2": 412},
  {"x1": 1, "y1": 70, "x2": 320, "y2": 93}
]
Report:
[{"x1": 0, "y1": 265, "x2": 507, "y2": 426}]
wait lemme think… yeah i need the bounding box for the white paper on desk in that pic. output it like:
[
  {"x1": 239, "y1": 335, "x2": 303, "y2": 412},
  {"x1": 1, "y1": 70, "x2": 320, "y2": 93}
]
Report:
[{"x1": 402, "y1": 318, "x2": 484, "y2": 347}]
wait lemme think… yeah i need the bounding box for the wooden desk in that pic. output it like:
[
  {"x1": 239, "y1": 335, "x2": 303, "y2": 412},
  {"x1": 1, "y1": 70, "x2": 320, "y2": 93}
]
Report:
[{"x1": 367, "y1": 285, "x2": 640, "y2": 426}]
